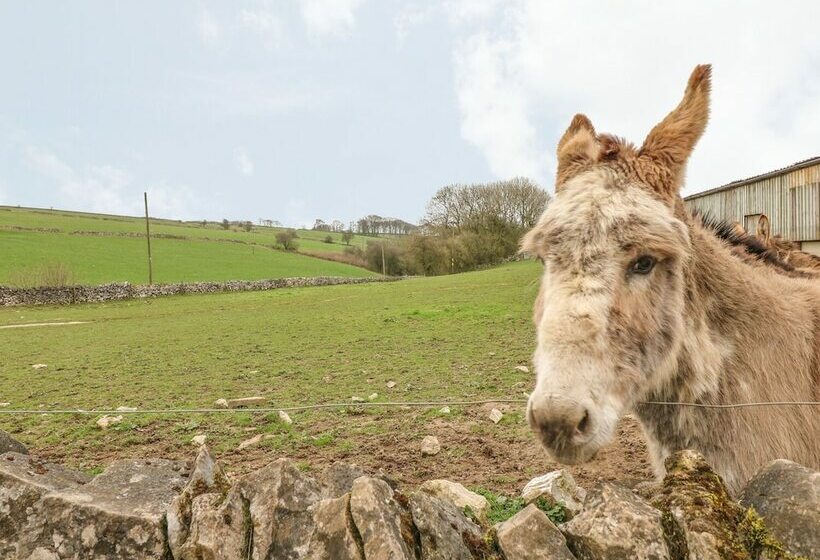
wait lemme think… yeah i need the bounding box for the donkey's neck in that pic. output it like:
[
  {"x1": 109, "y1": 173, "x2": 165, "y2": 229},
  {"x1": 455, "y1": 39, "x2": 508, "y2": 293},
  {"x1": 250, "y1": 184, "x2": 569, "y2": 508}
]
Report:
[{"x1": 634, "y1": 220, "x2": 817, "y2": 489}]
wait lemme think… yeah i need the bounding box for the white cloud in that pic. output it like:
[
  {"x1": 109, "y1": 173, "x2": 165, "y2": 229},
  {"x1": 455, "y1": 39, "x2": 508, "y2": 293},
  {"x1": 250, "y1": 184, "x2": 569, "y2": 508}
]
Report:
[
  {"x1": 299, "y1": 0, "x2": 365, "y2": 38},
  {"x1": 23, "y1": 146, "x2": 195, "y2": 219},
  {"x1": 196, "y1": 8, "x2": 222, "y2": 44},
  {"x1": 394, "y1": 4, "x2": 437, "y2": 44},
  {"x1": 234, "y1": 148, "x2": 255, "y2": 176},
  {"x1": 449, "y1": 0, "x2": 820, "y2": 193},
  {"x1": 237, "y1": 6, "x2": 284, "y2": 47}
]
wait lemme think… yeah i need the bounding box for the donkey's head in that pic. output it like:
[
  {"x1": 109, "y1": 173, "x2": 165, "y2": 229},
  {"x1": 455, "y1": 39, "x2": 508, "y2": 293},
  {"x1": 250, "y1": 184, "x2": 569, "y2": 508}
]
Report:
[{"x1": 522, "y1": 65, "x2": 711, "y2": 463}]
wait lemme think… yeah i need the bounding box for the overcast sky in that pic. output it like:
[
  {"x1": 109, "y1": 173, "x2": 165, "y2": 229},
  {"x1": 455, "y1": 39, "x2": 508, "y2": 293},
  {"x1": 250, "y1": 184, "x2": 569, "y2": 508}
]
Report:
[{"x1": 1, "y1": 1, "x2": 818, "y2": 226}]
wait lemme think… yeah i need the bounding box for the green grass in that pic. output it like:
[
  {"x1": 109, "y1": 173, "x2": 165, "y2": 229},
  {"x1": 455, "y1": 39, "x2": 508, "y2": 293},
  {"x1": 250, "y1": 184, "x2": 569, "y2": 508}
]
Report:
[
  {"x1": 0, "y1": 206, "x2": 379, "y2": 284},
  {"x1": 469, "y1": 489, "x2": 567, "y2": 525},
  {"x1": 0, "y1": 261, "x2": 541, "y2": 479}
]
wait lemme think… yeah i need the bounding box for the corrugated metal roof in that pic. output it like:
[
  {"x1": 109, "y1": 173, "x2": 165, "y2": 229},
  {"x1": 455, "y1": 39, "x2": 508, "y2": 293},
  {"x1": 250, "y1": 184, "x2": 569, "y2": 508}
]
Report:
[{"x1": 684, "y1": 156, "x2": 820, "y2": 200}]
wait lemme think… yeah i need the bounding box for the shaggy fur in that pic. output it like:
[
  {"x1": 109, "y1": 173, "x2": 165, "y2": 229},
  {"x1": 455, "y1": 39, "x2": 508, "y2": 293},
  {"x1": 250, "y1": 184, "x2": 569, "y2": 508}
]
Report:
[{"x1": 523, "y1": 65, "x2": 820, "y2": 494}]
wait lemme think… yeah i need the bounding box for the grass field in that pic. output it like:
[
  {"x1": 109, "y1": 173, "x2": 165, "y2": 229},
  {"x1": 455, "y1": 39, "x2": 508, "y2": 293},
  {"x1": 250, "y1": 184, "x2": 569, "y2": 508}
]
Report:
[
  {"x1": 0, "y1": 206, "x2": 380, "y2": 285},
  {"x1": 0, "y1": 260, "x2": 652, "y2": 490}
]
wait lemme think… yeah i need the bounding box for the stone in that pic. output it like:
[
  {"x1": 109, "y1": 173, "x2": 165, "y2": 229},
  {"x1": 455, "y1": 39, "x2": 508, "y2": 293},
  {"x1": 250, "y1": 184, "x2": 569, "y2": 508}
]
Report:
[
  {"x1": 368, "y1": 392, "x2": 378, "y2": 401},
  {"x1": 237, "y1": 458, "x2": 323, "y2": 559},
  {"x1": 652, "y1": 450, "x2": 747, "y2": 560},
  {"x1": 213, "y1": 398, "x2": 228, "y2": 408},
  {"x1": 515, "y1": 365, "x2": 529, "y2": 373},
  {"x1": 420, "y1": 479, "x2": 490, "y2": 523},
  {"x1": 0, "y1": 453, "x2": 90, "y2": 558},
  {"x1": 237, "y1": 434, "x2": 264, "y2": 450},
  {"x1": 115, "y1": 406, "x2": 137, "y2": 412},
  {"x1": 439, "y1": 406, "x2": 450, "y2": 414},
  {"x1": 562, "y1": 483, "x2": 670, "y2": 560},
  {"x1": 278, "y1": 410, "x2": 293, "y2": 424},
  {"x1": 305, "y1": 493, "x2": 362, "y2": 559},
  {"x1": 522, "y1": 469, "x2": 586, "y2": 519},
  {"x1": 739, "y1": 459, "x2": 819, "y2": 560},
  {"x1": 0, "y1": 430, "x2": 28, "y2": 455},
  {"x1": 191, "y1": 434, "x2": 207, "y2": 445},
  {"x1": 349, "y1": 477, "x2": 414, "y2": 560},
  {"x1": 95, "y1": 415, "x2": 123, "y2": 429},
  {"x1": 351, "y1": 396, "x2": 364, "y2": 402},
  {"x1": 31, "y1": 364, "x2": 47, "y2": 369},
  {"x1": 317, "y1": 462, "x2": 367, "y2": 499},
  {"x1": 166, "y1": 445, "x2": 230, "y2": 558},
  {"x1": 175, "y1": 491, "x2": 248, "y2": 559},
  {"x1": 495, "y1": 504, "x2": 575, "y2": 560},
  {"x1": 0, "y1": 402, "x2": 9, "y2": 407},
  {"x1": 420, "y1": 436, "x2": 440, "y2": 456},
  {"x1": 226, "y1": 396, "x2": 267, "y2": 408},
  {"x1": 386, "y1": 381, "x2": 397, "y2": 389},
  {"x1": 16, "y1": 458, "x2": 187, "y2": 559},
  {"x1": 489, "y1": 408, "x2": 503, "y2": 424},
  {"x1": 409, "y1": 490, "x2": 486, "y2": 560}
]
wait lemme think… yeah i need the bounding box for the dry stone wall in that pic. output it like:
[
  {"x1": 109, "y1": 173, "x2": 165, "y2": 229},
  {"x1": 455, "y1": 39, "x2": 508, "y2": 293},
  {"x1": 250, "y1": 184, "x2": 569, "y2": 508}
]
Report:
[
  {"x1": 0, "y1": 435, "x2": 815, "y2": 559},
  {"x1": 0, "y1": 276, "x2": 400, "y2": 307}
]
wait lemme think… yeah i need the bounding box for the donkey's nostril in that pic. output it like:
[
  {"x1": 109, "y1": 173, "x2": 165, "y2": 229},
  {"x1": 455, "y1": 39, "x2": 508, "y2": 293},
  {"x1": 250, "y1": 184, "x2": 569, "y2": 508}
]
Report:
[{"x1": 576, "y1": 409, "x2": 590, "y2": 435}]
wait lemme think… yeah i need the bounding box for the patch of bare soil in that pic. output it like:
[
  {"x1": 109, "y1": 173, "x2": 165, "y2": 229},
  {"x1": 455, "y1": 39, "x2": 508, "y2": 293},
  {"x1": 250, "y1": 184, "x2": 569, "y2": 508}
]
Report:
[{"x1": 37, "y1": 409, "x2": 654, "y2": 495}]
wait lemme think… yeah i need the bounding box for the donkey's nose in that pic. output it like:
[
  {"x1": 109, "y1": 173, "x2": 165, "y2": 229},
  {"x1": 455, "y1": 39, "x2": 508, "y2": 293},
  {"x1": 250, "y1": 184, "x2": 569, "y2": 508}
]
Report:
[{"x1": 528, "y1": 394, "x2": 591, "y2": 445}]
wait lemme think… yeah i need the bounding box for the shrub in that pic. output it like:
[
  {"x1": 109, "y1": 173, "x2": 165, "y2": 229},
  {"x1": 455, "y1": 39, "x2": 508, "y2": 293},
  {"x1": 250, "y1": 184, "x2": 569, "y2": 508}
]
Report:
[
  {"x1": 323, "y1": 235, "x2": 334, "y2": 244},
  {"x1": 5, "y1": 262, "x2": 77, "y2": 288},
  {"x1": 275, "y1": 230, "x2": 299, "y2": 251}
]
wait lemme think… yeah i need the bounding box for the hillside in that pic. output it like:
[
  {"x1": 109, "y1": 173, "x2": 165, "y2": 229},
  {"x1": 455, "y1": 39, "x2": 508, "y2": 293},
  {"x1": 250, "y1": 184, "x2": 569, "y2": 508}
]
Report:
[
  {"x1": 0, "y1": 260, "x2": 651, "y2": 492},
  {"x1": 0, "y1": 206, "x2": 378, "y2": 285}
]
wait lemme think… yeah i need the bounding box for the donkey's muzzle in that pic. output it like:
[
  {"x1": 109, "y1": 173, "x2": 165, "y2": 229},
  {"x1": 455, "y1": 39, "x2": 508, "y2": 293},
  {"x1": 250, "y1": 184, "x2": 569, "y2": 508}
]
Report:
[{"x1": 527, "y1": 393, "x2": 592, "y2": 456}]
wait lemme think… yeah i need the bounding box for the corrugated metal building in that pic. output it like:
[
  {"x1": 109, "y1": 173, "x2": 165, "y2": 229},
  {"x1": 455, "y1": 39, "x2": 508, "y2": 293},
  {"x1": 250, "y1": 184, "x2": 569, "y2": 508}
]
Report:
[{"x1": 685, "y1": 156, "x2": 820, "y2": 256}]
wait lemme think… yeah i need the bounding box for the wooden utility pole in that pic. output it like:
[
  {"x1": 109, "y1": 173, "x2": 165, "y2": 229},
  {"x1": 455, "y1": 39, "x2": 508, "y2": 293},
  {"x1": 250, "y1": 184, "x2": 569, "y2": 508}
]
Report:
[{"x1": 144, "y1": 192, "x2": 153, "y2": 285}]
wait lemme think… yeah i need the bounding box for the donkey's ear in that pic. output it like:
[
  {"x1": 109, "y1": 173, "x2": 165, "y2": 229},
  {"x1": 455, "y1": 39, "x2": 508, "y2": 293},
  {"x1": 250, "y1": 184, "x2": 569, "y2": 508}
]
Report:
[
  {"x1": 639, "y1": 64, "x2": 711, "y2": 195},
  {"x1": 555, "y1": 113, "x2": 599, "y2": 191}
]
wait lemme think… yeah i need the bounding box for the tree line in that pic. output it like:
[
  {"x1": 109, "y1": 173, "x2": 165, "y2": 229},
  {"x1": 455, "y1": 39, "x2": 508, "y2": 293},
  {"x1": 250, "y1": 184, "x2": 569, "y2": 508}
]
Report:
[{"x1": 344, "y1": 177, "x2": 549, "y2": 276}]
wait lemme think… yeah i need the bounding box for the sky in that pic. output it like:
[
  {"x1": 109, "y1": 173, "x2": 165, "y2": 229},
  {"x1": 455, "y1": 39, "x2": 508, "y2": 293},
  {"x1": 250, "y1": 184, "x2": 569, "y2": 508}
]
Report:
[{"x1": 0, "y1": 1, "x2": 818, "y2": 227}]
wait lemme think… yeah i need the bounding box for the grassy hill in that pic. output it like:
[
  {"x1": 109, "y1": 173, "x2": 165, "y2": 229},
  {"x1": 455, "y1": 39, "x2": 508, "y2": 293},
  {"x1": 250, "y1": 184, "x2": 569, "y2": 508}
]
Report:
[
  {"x1": 0, "y1": 206, "x2": 378, "y2": 285},
  {"x1": 0, "y1": 260, "x2": 651, "y2": 490}
]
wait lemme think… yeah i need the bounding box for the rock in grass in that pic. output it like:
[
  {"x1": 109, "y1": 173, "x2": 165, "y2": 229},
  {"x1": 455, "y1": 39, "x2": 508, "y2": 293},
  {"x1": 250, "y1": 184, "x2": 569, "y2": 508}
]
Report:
[
  {"x1": 238, "y1": 434, "x2": 264, "y2": 450},
  {"x1": 368, "y1": 392, "x2": 379, "y2": 401},
  {"x1": 439, "y1": 406, "x2": 451, "y2": 414},
  {"x1": 0, "y1": 430, "x2": 28, "y2": 455},
  {"x1": 421, "y1": 436, "x2": 441, "y2": 456},
  {"x1": 522, "y1": 469, "x2": 586, "y2": 519},
  {"x1": 116, "y1": 406, "x2": 137, "y2": 412},
  {"x1": 386, "y1": 380, "x2": 397, "y2": 389},
  {"x1": 420, "y1": 479, "x2": 490, "y2": 523},
  {"x1": 213, "y1": 398, "x2": 228, "y2": 408},
  {"x1": 351, "y1": 396, "x2": 364, "y2": 402},
  {"x1": 31, "y1": 363, "x2": 47, "y2": 370},
  {"x1": 489, "y1": 408, "x2": 503, "y2": 424},
  {"x1": 562, "y1": 483, "x2": 670, "y2": 559},
  {"x1": 739, "y1": 459, "x2": 819, "y2": 559},
  {"x1": 226, "y1": 396, "x2": 267, "y2": 408},
  {"x1": 495, "y1": 504, "x2": 575, "y2": 560},
  {"x1": 278, "y1": 410, "x2": 293, "y2": 424},
  {"x1": 515, "y1": 365, "x2": 529, "y2": 373},
  {"x1": 96, "y1": 415, "x2": 123, "y2": 429},
  {"x1": 191, "y1": 434, "x2": 207, "y2": 445}
]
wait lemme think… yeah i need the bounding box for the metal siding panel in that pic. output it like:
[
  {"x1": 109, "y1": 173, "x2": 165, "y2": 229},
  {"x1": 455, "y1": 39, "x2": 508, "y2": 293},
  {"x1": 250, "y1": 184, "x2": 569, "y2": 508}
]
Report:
[{"x1": 684, "y1": 162, "x2": 820, "y2": 242}]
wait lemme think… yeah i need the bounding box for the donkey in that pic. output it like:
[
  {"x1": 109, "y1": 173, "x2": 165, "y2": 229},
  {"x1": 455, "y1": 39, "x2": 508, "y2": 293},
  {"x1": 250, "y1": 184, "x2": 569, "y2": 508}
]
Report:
[{"x1": 521, "y1": 65, "x2": 820, "y2": 493}]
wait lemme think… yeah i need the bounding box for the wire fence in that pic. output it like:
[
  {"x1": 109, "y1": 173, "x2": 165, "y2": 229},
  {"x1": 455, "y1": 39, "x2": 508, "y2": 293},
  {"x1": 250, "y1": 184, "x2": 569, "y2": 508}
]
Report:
[{"x1": 0, "y1": 398, "x2": 818, "y2": 416}]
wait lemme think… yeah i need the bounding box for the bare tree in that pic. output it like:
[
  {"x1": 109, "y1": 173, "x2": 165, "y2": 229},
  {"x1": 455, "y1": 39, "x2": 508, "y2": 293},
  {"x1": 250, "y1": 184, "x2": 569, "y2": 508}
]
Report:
[{"x1": 275, "y1": 230, "x2": 299, "y2": 251}]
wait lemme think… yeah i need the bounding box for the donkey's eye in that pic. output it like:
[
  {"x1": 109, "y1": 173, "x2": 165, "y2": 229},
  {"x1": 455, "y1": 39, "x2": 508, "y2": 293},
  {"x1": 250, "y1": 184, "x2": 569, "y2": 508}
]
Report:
[{"x1": 629, "y1": 255, "x2": 656, "y2": 275}]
